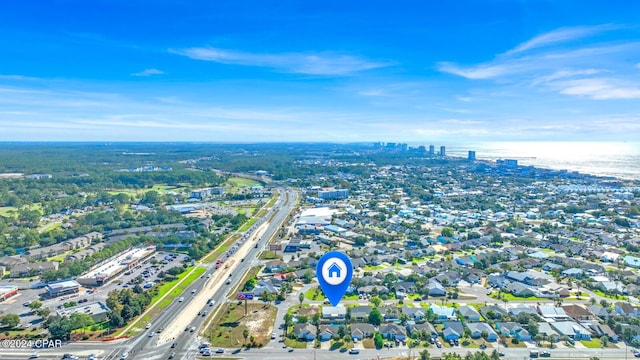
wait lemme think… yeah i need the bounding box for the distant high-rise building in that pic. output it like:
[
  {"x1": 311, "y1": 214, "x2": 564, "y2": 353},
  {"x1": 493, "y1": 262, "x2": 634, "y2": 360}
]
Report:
[
  {"x1": 417, "y1": 146, "x2": 426, "y2": 154},
  {"x1": 497, "y1": 159, "x2": 518, "y2": 168},
  {"x1": 318, "y1": 188, "x2": 349, "y2": 200},
  {"x1": 468, "y1": 151, "x2": 476, "y2": 161},
  {"x1": 428, "y1": 145, "x2": 435, "y2": 155},
  {"x1": 440, "y1": 146, "x2": 446, "y2": 156}
]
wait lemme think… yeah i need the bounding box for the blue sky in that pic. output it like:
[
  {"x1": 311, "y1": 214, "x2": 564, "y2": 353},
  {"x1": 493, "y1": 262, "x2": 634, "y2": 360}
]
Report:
[{"x1": 1, "y1": 1, "x2": 639, "y2": 142}]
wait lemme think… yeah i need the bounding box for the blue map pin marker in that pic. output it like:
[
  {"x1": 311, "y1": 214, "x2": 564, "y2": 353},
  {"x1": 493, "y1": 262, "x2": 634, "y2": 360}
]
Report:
[{"x1": 316, "y1": 251, "x2": 353, "y2": 307}]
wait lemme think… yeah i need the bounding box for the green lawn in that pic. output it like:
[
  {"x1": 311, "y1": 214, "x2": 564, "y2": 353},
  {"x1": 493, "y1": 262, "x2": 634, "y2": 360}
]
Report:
[
  {"x1": 593, "y1": 289, "x2": 628, "y2": 300},
  {"x1": 238, "y1": 218, "x2": 257, "y2": 232},
  {"x1": 489, "y1": 292, "x2": 546, "y2": 301},
  {"x1": 363, "y1": 265, "x2": 383, "y2": 271},
  {"x1": 226, "y1": 177, "x2": 260, "y2": 188},
  {"x1": 284, "y1": 338, "x2": 309, "y2": 348},
  {"x1": 305, "y1": 288, "x2": 326, "y2": 301},
  {"x1": 580, "y1": 339, "x2": 602, "y2": 348}
]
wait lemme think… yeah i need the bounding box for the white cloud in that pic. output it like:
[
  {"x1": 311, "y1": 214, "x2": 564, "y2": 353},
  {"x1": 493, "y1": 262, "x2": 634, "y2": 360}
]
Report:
[
  {"x1": 554, "y1": 78, "x2": 640, "y2": 99},
  {"x1": 531, "y1": 68, "x2": 604, "y2": 85},
  {"x1": 131, "y1": 68, "x2": 166, "y2": 77},
  {"x1": 171, "y1": 47, "x2": 389, "y2": 75},
  {"x1": 438, "y1": 25, "x2": 640, "y2": 102},
  {"x1": 506, "y1": 25, "x2": 618, "y2": 55},
  {"x1": 0, "y1": 74, "x2": 40, "y2": 81},
  {"x1": 437, "y1": 62, "x2": 512, "y2": 80}
]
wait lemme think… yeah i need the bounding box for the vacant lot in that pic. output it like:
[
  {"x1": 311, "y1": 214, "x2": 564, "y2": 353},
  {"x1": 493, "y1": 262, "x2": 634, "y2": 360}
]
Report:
[{"x1": 206, "y1": 302, "x2": 277, "y2": 348}]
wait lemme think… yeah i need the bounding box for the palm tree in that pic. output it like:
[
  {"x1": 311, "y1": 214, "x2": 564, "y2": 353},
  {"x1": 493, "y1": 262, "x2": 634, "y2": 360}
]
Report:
[{"x1": 242, "y1": 329, "x2": 249, "y2": 346}]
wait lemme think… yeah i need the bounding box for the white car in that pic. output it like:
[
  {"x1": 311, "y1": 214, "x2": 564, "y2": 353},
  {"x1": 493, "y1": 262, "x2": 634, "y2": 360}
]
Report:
[{"x1": 119, "y1": 352, "x2": 129, "y2": 359}]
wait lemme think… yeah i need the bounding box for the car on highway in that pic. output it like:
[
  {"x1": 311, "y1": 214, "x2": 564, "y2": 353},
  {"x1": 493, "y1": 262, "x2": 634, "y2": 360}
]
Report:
[
  {"x1": 348, "y1": 348, "x2": 360, "y2": 354},
  {"x1": 178, "y1": 297, "x2": 184, "y2": 302},
  {"x1": 119, "y1": 351, "x2": 129, "y2": 359},
  {"x1": 171, "y1": 342, "x2": 177, "y2": 348},
  {"x1": 29, "y1": 353, "x2": 39, "y2": 359},
  {"x1": 61, "y1": 355, "x2": 78, "y2": 360},
  {"x1": 190, "y1": 326, "x2": 196, "y2": 332},
  {"x1": 88, "y1": 355, "x2": 97, "y2": 360},
  {"x1": 540, "y1": 351, "x2": 551, "y2": 357},
  {"x1": 215, "y1": 348, "x2": 224, "y2": 353},
  {"x1": 168, "y1": 352, "x2": 175, "y2": 359}
]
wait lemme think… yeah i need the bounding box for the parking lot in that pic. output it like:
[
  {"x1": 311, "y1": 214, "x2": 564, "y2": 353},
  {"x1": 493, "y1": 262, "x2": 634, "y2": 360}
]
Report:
[{"x1": 0, "y1": 250, "x2": 190, "y2": 330}]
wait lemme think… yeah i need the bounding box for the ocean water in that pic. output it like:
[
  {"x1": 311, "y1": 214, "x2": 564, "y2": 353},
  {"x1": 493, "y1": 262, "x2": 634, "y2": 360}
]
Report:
[{"x1": 445, "y1": 142, "x2": 640, "y2": 181}]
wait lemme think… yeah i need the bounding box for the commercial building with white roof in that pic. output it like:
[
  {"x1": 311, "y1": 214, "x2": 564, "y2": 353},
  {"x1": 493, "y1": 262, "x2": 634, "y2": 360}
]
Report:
[{"x1": 77, "y1": 246, "x2": 156, "y2": 286}]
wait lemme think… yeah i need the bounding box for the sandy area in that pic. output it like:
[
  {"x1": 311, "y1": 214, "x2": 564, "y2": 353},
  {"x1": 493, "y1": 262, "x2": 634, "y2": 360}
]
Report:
[{"x1": 158, "y1": 222, "x2": 269, "y2": 344}]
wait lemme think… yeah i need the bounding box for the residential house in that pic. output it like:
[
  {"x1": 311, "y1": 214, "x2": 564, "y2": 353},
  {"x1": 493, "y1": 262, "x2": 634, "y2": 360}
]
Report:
[
  {"x1": 265, "y1": 260, "x2": 287, "y2": 273},
  {"x1": 582, "y1": 322, "x2": 619, "y2": 342},
  {"x1": 349, "y1": 306, "x2": 372, "y2": 322},
  {"x1": 435, "y1": 271, "x2": 461, "y2": 286},
  {"x1": 495, "y1": 322, "x2": 532, "y2": 341},
  {"x1": 380, "y1": 305, "x2": 400, "y2": 322},
  {"x1": 506, "y1": 282, "x2": 538, "y2": 297},
  {"x1": 350, "y1": 323, "x2": 375, "y2": 340},
  {"x1": 359, "y1": 285, "x2": 389, "y2": 295},
  {"x1": 442, "y1": 321, "x2": 464, "y2": 341},
  {"x1": 562, "y1": 304, "x2": 595, "y2": 321},
  {"x1": 430, "y1": 304, "x2": 456, "y2": 321},
  {"x1": 395, "y1": 282, "x2": 416, "y2": 297},
  {"x1": 538, "y1": 305, "x2": 571, "y2": 321},
  {"x1": 479, "y1": 305, "x2": 508, "y2": 320},
  {"x1": 318, "y1": 325, "x2": 340, "y2": 341},
  {"x1": 401, "y1": 306, "x2": 427, "y2": 322},
  {"x1": 466, "y1": 322, "x2": 498, "y2": 342},
  {"x1": 550, "y1": 321, "x2": 591, "y2": 340},
  {"x1": 322, "y1": 306, "x2": 347, "y2": 321},
  {"x1": 615, "y1": 302, "x2": 640, "y2": 317},
  {"x1": 508, "y1": 305, "x2": 538, "y2": 317},
  {"x1": 293, "y1": 323, "x2": 317, "y2": 341},
  {"x1": 458, "y1": 306, "x2": 481, "y2": 321},
  {"x1": 427, "y1": 280, "x2": 446, "y2": 296},
  {"x1": 587, "y1": 305, "x2": 612, "y2": 320},
  {"x1": 408, "y1": 322, "x2": 438, "y2": 339},
  {"x1": 380, "y1": 323, "x2": 407, "y2": 341}
]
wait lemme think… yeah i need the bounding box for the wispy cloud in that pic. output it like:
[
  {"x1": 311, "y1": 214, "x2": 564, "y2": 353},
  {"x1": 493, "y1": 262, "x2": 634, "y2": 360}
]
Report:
[
  {"x1": 437, "y1": 63, "x2": 512, "y2": 80},
  {"x1": 438, "y1": 25, "x2": 640, "y2": 100},
  {"x1": 505, "y1": 25, "x2": 619, "y2": 55},
  {"x1": 553, "y1": 78, "x2": 640, "y2": 99},
  {"x1": 131, "y1": 68, "x2": 166, "y2": 77},
  {"x1": 0, "y1": 74, "x2": 40, "y2": 81},
  {"x1": 171, "y1": 47, "x2": 389, "y2": 75}
]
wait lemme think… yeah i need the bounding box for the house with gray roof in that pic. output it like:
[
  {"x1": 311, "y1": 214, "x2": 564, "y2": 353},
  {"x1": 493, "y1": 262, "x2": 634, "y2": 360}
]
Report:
[
  {"x1": 350, "y1": 323, "x2": 375, "y2": 340},
  {"x1": 550, "y1": 321, "x2": 591, "y2": 340},
  {"x1": 380, "y1": 323, "x2": 407, "y2": 341},
  {"x1": 442, "y1": 321, "x2": 464, "y2": 341},
  {"x1": 401, "y1": 306, "x2": 427, "y2": 321},
  {"x1": 466, "y1": 322, "x2": 498, "y2": 342},
  {"x1": 495, "y1": 322, "x2": 531, "y2": 341},
  {"x1": 322, "y1": 306, "x2": 347, "y2": 321},
  {"x1": 408, "y1": 322, "x2": 437, "y2": 338},
  {"x1": 458, "y1": 305, "x2": 481, "y2": 321},
  {"x1": 293, "y1": 323, "x2": 317, "y2": 341},
  {"x1": 350, "y1": 306, "x2": 372, "y2": 322}
]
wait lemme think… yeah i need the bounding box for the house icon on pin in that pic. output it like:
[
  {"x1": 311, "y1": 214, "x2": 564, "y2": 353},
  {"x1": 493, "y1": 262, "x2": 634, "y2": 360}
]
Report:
[{"x1": 328, "y1": 262, "x2": 342, "y2": 278}]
